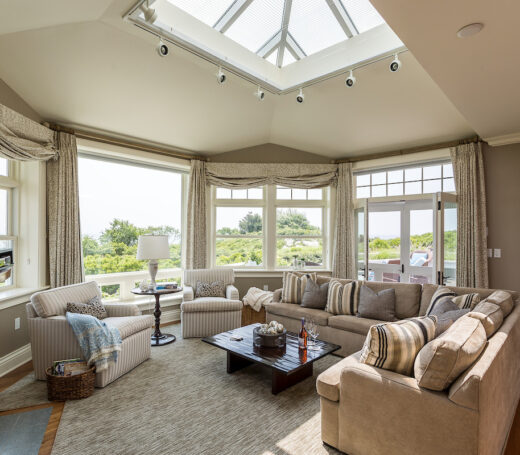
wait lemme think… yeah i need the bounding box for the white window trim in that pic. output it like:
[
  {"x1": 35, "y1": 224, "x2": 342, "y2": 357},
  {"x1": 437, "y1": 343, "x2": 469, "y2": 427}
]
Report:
[
  {"x1": 0, "y1": 160, "x2": 18, "y2": 291},
  {"x1": 210, "y1": 185, "x2": 331, "y2": 271}
]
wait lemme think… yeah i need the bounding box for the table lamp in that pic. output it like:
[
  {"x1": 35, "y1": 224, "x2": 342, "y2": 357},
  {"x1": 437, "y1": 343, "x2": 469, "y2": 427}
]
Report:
[{"x1": 136, "y1": 235, "x2": 170, "y2": 290}]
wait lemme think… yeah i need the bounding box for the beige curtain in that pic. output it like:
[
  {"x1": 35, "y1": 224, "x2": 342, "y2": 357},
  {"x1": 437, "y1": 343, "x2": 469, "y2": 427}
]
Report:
[
  {"x1": 47, "y1": 132, "x2": 83, "y2": 287},
  {"x1": 450, "y1": 142, "x2": 488, "y2": 288},
  {"x1": 0, "y1": 104, "x2": 57, "y2": 160},
  {"x1": 332, "y1": 163, "x2": 356, "y2": 279},
  {"x1": 205, "y1": 162, "x2": 337, "y2": 188},
  {"x1": 186, "y1": 159, "x2": 207, "y2": 269}
]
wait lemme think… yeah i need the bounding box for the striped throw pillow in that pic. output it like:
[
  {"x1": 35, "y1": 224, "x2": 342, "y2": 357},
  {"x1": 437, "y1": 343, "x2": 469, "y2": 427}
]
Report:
[
  {"x1": 427, "y1": 286, "x2": 481, "y2": 315},
  {"x1": 360, "y1": 316, "x2": 437, "y2": 376},
  {"x1": 325, "y1": 280, "x2": 360, "y2": 315},
  {"x1": 452, "y1": 293, "x2": 480, "y2": 310},
  {"x1": 282, "y1": 272, "x2": 317, "y2": 304}
]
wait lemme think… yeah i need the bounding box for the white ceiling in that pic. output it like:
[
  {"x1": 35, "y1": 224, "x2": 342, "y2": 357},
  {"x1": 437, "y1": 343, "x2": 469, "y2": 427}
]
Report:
[{"x1": 0, "y1": 0, "x2": 477, "y2": 158}]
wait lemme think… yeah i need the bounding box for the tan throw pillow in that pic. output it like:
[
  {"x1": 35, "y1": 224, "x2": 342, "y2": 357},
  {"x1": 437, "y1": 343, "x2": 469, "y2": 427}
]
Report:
[
  {"x1": 467, "y1": 301, "x2": 504, "y2": 338},
  {"x1": 452, "y1": 293, "x2": 481, "y2": 310},
  {"x1": 282, "y1": 272, "x2": 316, "y2": 304},
  {"x1": 360, "y1": 316, "x2": 437, "y2": 376},
  {"x1": 414, "y1": 315, "x2": 487, "y2": 391},
  {"x1": 325, "y1": 280, "x2": 360, "y2": 315},
  {"x1": 485, "y1": 290, "x2": 514, "y2": 318}
]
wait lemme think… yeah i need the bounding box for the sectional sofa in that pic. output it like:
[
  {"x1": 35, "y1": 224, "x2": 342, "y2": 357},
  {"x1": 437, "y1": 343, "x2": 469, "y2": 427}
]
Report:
[{"x1": 265, "y1": 274, "x2": 520, "y2": 455}]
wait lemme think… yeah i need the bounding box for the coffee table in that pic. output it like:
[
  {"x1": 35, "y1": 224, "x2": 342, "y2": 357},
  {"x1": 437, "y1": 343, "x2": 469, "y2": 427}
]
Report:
[{"x1": 202, "y1": 323, "x2": 340, "y2": 394}]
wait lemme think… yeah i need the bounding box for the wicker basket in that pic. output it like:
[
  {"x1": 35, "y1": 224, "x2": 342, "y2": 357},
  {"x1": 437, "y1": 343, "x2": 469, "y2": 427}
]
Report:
[{"x1": 46, "y1": 366, "x2": 96, "y2": 401}]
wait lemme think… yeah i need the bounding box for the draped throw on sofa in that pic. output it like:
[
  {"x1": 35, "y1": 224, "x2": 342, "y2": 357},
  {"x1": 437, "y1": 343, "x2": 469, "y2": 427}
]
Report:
[
  {"x1": 450, "y1": 142, "x2": 488, "y2": 288},
  {"x1": 0, "y1": 104, "x2": 83, "y2": 287}
]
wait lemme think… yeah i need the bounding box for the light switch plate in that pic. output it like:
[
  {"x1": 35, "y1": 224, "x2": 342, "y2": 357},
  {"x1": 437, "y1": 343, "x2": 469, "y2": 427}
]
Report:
[
  {"x1": 488, "y1": 249, "x2": 493, "y2": 258},
  {"x1": 263, "y1": 284, "x2": 269, "y2": 291},
  {"x1": 494, "y1": 248, "x2": 502, "y2": 258},
  {"x1": 14, "y1": 317, "x2": 20, "y2": 330}
]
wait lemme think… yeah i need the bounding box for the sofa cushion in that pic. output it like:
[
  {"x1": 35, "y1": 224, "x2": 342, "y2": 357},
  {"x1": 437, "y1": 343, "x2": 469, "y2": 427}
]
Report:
[
  {"x1": 485, "y1": 290, "x2": 514, "y2": 318},
  {"x1": 357, "y1": 286, "x2": 397, "y2": 322},
  {"x1": 264, "y1": 302, "x2": 330, "y2": 326},
  {"x1": 362, "y1": 281, "x2": 421, "y2": 319},
  {"x1": 181, "y1": 298, "x2": 242, "y2": 313},
  {"x1": 317, "y1": 352, "x2": 361, "y2": 402},
  {"x1": 104, "y1": 315, "x2": 153, "y2": 339},
  {"x1": 360, "y1": 316, "x2": 437, "y2": 376},
  {"x1": 325, "y1": 280, "x2": 360, "y2": 315},
  {"x1": 328, "y1": 315, "x2": 383, "y2": 336},
  {"x1": 414, "y1": 315, "x2": 487, "y2": 391},
  {"x1": 467, "y1": 301, "x2": 504, "y2": 338},
  {"x1": 301, "y1": 279, "x2": 329, "y2": 309},
  {"x1": 282, "y1": 272, "x2": 317, "y2": 304}
]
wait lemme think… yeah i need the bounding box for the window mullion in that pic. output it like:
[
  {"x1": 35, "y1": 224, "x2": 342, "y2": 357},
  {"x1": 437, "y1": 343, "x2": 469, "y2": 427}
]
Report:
[{"x1": 265, "y1": 185, "x2": 276, "y2": 270}]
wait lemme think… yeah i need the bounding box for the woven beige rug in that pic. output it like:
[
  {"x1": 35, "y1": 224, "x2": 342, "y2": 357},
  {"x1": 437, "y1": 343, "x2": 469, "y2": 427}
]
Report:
[{"x1": 1, "y1": 324, "x2": 342, "y2": 454}]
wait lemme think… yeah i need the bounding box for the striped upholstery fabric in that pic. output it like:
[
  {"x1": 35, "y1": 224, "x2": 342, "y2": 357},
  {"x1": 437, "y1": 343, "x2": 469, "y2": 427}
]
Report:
[
  {"x1": 182, "y1": 309, "x2": 242, "y2": 338},
  {"x1": 427, "y1": 286, "x2": 481, "y2": 315},
  {"x1": 104, "y1": 303, "x2": 141, "y2": 317},
  {"x1": 31, "y1": 281, "x2": 101, "y2": 318},
  {"x1": 452, "y1": 293, "x2": 481, "y2": 310},
  {"x1": 181, "y1": 298, "x2": 242, "y2": 313},
  {"x1": 183, "y1": 286, "x2": 195, "y2": 302},
  {"x1": 282, "y1": 272, "x2": 317, "y2": 304},
  {"x1": 184, "y1": 268, "x2": 235, "y2": 287},
  {"x1": 325, "y1": 280, "x2": 360, "y2": 315},
  {"x1": 104, "y1": 315, "x2": 154, "y2": 339},
  {"x1": 360, "y1": 316, "x2": 437, "y2": 376},
  {"x1": 426, "y1": 286, "x2": 456, "y2": 315}
]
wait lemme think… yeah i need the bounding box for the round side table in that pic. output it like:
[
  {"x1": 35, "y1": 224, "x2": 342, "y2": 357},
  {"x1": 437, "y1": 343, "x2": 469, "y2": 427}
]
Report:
[{"x1": 131, "y1": 287, "x2": 183, "y2": 346}]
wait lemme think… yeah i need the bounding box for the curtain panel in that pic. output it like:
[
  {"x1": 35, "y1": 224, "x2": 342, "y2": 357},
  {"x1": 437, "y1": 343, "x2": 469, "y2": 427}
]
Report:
[
  {"x1": 47, "y1": 132, "x2": 84, "y2": 288},
  {"x1": 450, "y1": 142, "x2": 488, "y2": 288},
  {"x1": 0, "y1": 104, "x2": 57, "y2": 160},
  {"x1": 186, "y1": 159, "x2": 208, "y2": 269},
  {"x1": 205, "y1": 162, "x2": 337, "y2": 189},
  {"x1": 332, "y1": 163, "x2": 356, "y2": 279}
]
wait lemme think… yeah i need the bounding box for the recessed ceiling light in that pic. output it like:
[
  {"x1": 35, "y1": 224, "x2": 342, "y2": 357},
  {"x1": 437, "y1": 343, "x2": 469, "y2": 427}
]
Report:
[{"x1": 457, "y1": 23, "x2": 484, "y2": 38}]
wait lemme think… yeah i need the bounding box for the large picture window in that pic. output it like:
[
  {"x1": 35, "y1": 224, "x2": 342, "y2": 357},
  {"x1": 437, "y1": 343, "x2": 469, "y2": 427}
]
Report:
[
  {"x1": 212, "y1": 185, "x2": 329, "y2": 270},
  {"x1": 0, "y1": 158, "x2": 15, "y2": 289}
]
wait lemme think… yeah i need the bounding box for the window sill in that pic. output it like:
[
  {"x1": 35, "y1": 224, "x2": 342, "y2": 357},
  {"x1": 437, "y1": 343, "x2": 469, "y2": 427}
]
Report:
[
  {"x1": 0, "y1": 286, "x2": 49, "y2": 310},
  {"x1": 234, "y1": 269, "x2": 332, "y2": 278},
  {"x1": 103, "y1": 293, "x2": 183, "y2": 311}
]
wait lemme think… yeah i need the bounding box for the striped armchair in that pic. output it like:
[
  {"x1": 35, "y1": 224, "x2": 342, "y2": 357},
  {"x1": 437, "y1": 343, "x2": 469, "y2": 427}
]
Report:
[
  {"x1": 27, "y1": 281, "x2": 153, "y2": 388},
  {"x1": 181, "y1": 268, "x2": 242, "y2": 338}
]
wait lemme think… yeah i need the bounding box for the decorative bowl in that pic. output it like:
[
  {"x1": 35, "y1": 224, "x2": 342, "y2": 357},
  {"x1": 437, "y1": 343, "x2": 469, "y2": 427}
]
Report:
[{"x1": 253, "y1": 326, "x2": 287, "y2": 348}]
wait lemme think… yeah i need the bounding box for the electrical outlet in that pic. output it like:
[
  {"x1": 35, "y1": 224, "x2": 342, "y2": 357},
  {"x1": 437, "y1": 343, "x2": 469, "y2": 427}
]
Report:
[
  {"x1": 494, "y1": 248, "x2": 502, "y2": 258},
  {"x1": 263, "y1": 284, "x2": 269, "y2": 291},
  {"x1": 488, "y1": 249, "x2": 493, "y2": 258},
  {"x1": 14, "y1": 317, "x2": 20, "y2": 330}
]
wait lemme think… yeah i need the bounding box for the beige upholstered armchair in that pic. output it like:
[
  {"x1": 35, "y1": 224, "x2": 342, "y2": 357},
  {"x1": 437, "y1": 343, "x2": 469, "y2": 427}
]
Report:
[
  {"x1": 181, "y1": 268, "x2": 242, "y2": 338},
  {"x1": 27, "y1": 281, "x2": 153, "y2": 388}
]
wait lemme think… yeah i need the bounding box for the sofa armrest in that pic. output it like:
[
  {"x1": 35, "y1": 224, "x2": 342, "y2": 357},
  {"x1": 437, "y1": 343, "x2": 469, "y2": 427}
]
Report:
[
  {"x1": 183, "y1": 285, "x2": 194, "y2": 301},
  {"x1": 226, "y1": 284, "x2": 239, "y2": 301},
  {"x1": 272, "y1": 288, "x2": 282, "y2": 302},
  {"x1": 104, "y1": 303, "x2": 140, "y2": 317}
]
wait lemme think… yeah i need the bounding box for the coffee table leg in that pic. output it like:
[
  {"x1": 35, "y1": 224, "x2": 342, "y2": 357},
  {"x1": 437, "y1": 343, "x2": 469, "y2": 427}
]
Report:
[
  {"x1": 227, "y1": 352, "x2": 253, "y2": 374},
  {"x1": 272, "y1": 363, "x2": 313, "y2": 394}
]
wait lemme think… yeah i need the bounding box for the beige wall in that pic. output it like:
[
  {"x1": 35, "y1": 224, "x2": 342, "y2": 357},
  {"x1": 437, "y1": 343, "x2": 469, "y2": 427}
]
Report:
[
  {"x1": 483, "y1": 143, "x2": 520, "y2": 291},
  {"x1": 209, "y1": 143, "x2": 333, "y2": 163},
  {"x1": 0, "y1": 78, "x2": 41, "y2": 122}
]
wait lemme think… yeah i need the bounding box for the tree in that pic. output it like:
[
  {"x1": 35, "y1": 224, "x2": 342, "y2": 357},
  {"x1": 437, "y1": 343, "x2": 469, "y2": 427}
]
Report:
[
  {"x1": 277, "y1": 209, "x2": 320, "y2": 235},
  {"x1": 82, "y1": 235, "x2": 100, "y2": 256},
  {"x1": 239, "y1": 212, "x2": 262, "y2": 234},
  {"x1": 100, "y1": 219, "x2": 142, "y2": 247}
]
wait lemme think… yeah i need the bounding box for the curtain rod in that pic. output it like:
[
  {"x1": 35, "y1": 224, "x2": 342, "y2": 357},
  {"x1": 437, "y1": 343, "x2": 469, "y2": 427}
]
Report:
[
  {"x1": 44, "y1": 123, "x2": 206, "y2": 162},
  {"x1": 335, "y1": 136, "x2": 482, "y2": 164}
]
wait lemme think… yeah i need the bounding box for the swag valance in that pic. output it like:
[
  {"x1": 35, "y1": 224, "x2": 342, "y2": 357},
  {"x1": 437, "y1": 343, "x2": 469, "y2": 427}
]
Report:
[
  {"x1": 0, "y1": 104, "x2": 57, "y2": 160},
  {"x1": 205, "y1": 162, "x2": 338, "y2": 189}
]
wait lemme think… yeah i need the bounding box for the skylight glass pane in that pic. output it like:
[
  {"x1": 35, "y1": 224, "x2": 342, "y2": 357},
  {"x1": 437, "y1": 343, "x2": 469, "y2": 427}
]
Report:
[
  {"x1": 266, "y1": 49, "x2": 278, "y2": 66},
  {"x1": 165, "y1": 0, "x2": 235, "y2": 27},
  {"x1": 340, "y1": 0, "x2": 385, "y2": 34},
  {"x1": 225, "y1": 0, "x2": 284, "y2": 53},
  {"x1": 289, "y1": 0, "x2": 347, "y2": 56},
  {"x1": 282, "y1": 49, "x2": 297, "y2": 66}
]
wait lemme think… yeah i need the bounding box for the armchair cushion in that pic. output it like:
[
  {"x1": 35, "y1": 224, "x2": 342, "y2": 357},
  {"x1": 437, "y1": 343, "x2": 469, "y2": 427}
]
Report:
[
  {"x1": 104, "y1": 315, "x2": 153, "y2": 339},
  {"x1": 226, "y1": 284, "x2": 239, "y2": 300},
  {"x1": 104, "y1": 303, "x2": 140, "y2": 317},
  {"x1": 181, "y1": 298, "x2": 242, "y2": 313}
]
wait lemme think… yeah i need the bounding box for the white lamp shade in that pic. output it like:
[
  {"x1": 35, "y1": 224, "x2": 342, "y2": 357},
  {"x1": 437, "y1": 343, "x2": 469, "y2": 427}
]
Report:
[{"x1": 136, "y1": 235, "x2": 170, "y2": 260}]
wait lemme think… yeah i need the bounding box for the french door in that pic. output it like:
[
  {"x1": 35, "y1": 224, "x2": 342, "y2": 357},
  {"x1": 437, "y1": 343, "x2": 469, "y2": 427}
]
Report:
[{"x1": 356, "y1": 194, "x2": 456, "y2": 284}]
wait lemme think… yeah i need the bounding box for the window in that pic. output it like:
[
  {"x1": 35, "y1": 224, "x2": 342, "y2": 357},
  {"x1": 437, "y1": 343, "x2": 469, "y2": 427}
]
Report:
[
  {"x1": 0, "y1": 158, "x2": 15, "y2": 289},
  {"x1": 212, "y1": 185, "x2": 329, "y2": 269},
  {"x1": 355, "y1": 162, "x2": 455, "y2": 199},
  {"x1": 78, "y1": 153, "x2": 187, "y2": 300}
]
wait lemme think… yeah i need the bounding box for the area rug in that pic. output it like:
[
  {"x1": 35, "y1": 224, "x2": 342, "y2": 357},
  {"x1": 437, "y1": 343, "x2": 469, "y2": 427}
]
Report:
[{"x1": 1, "y1": 324, "x2": 342, "y2": 454}]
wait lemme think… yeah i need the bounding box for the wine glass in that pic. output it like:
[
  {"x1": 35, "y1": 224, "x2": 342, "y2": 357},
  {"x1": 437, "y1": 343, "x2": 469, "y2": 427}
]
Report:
[
  {"x1": 307, "y1": 321, "x2": 320, "y2": 351},
  {"x1": 305, "y1": 319, "x2": 315, "y2": 347}
]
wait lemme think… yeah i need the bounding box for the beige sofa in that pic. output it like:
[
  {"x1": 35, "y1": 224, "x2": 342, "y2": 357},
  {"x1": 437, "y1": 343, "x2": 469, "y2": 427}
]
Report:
[
  {"x1": 27, "y1": 281, "x2": 153, "y2": 388},
  {"x1": 265, "y1": 276, "x2": 520, "y2": 455}
]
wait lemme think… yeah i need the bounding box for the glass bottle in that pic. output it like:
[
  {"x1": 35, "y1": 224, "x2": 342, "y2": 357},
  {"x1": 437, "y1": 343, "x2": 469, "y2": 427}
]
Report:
[{"x1": 298, "y1": 317, "x2": 308, "y2": 349}]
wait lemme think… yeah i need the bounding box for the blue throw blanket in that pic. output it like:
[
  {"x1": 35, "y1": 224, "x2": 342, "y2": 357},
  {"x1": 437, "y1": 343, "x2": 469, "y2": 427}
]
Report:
[{"x1": 66, "y1": 312, "x2": 122, "y2": 372}]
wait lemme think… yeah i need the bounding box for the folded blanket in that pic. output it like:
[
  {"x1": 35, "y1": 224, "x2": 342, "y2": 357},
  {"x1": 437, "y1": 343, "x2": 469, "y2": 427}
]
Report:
[
  {"x1": 243, "y1": 287, "x2": 273, "y2": 312},
  {"x1": 66, "y1": 312, "x2": 122, "y2": 373}
]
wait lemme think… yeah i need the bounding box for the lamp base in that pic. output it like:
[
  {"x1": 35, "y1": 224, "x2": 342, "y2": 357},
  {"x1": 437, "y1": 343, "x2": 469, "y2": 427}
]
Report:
[{"x1": 148, "y1": 260, "x2": 158, "y2": 289}]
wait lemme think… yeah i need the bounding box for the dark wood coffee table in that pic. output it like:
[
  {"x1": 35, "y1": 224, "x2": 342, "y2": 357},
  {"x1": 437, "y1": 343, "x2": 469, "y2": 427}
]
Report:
[{"x1": 202, "y1": 323, "x2": 340, "y2": 394}]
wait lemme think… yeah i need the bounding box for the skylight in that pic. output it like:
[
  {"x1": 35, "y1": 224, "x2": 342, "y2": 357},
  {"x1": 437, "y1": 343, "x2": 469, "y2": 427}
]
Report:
[{"x1": 165, "y1": 0, "x2": 385, "y2": 67}]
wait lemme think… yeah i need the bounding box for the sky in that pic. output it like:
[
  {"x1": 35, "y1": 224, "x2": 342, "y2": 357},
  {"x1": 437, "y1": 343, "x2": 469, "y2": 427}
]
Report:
[{"x1": 78, "y1": 156, "x2": 182, "y2": 238}]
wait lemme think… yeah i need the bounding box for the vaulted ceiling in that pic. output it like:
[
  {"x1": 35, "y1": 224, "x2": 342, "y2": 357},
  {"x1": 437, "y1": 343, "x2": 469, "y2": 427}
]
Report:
[{"x1": 0, "y1": 0, "x2": 515, "y2": 158}]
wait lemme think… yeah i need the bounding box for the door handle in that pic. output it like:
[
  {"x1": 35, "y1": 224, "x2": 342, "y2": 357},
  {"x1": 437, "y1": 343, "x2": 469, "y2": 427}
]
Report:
[{"x1": 401, "y1": 264, "x2": 404, "y2": 273}]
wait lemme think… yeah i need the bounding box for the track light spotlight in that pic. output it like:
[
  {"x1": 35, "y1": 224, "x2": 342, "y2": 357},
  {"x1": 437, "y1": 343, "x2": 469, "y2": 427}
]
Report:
[
  {"x1": 254, "y1": 86, "x2": 265, "y2": 101},
  {"x1": 156, "y1": 39, "x2": 168, "y2": 57},
  {"x1": 216, "y1": 67, "x2": 227, "y2": 84},
  {"x1": 296, "y1": 88, "x2": 305, "y2": 103},
  {"x1": 389, "y1": 54, "x2": 401, "y2": 72},
  {"x1": 139, "y1": 1, "x2": 157, "y2": 24},
  {"x1": 345, "y1": 70, "x2": 356, "y2": 87}
]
